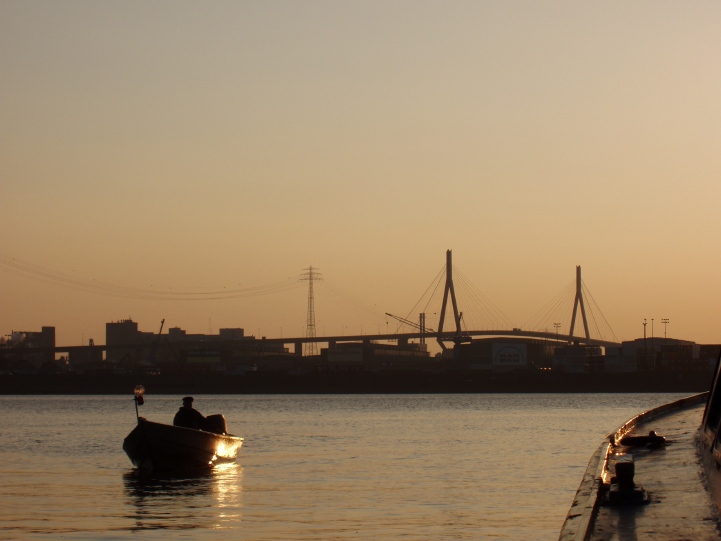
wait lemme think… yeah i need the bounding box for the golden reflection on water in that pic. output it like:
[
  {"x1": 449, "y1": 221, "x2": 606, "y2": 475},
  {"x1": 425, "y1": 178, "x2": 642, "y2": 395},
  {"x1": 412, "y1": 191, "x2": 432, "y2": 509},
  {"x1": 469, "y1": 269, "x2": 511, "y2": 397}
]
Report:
[
  {"x1": 122, "y1": 463, "x2": 242, "y2": 532},
  {"x1": 212, "y1": 462, "x2": 243, "y2": 527}
]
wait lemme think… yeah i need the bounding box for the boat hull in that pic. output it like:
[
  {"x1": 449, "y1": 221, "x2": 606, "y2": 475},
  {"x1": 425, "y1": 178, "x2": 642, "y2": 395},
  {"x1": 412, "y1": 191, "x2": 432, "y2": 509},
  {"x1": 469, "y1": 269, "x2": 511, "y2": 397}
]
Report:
[{"x1": 123, "y1": 418, "x2": 243, "y2": 471}]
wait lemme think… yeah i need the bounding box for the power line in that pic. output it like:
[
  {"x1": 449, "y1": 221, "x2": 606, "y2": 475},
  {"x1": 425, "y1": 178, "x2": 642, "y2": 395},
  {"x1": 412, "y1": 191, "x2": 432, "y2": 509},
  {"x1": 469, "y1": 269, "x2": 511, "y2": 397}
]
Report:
[{"x1": 0, "y1": 252, "x2": 301, "y2": 300}]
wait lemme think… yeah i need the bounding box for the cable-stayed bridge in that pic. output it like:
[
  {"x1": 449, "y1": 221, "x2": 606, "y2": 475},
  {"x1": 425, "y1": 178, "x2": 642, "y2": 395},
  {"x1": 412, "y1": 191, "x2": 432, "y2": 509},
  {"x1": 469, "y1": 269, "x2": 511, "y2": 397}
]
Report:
[
  {"x1": 259, "y1": 328, "x2": 619, "y2": 357},
  {"x1": 0, "y1": 250, "x2": 621, "y2": 353},
  {"x1": 280, "y1": 250, "x2": 620, "y2": 355}
]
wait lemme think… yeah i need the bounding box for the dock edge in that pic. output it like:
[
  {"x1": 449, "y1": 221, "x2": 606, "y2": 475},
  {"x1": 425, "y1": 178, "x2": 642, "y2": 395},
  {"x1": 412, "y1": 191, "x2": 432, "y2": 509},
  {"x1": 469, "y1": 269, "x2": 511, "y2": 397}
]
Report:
[{"x1": 558, "y1": 392, "x2": 709, "y2": 541}]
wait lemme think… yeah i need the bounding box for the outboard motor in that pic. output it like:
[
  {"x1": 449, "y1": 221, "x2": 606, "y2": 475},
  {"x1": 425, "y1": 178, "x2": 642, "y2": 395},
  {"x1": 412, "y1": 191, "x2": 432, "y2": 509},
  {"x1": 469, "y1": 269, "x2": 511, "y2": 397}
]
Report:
[{"x1": 202, "y1": 414, "x2": 228, "y2": 435}]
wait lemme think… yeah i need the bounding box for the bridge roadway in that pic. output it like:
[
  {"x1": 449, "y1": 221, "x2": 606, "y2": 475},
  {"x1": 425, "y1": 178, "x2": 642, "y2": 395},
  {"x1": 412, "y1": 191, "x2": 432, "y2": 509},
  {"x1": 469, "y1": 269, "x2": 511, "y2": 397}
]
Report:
[
  {"x1": 271, "y1": 330, "x2": 620, "y2": 351},
  {"x1": 42, "y1": 329, "x2": 620, "y2": 356}
]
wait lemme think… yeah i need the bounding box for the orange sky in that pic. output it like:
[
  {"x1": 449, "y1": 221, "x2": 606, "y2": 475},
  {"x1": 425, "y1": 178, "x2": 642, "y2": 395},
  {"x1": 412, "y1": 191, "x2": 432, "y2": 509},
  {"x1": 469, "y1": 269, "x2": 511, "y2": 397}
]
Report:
[{"x1": 1, "y1": 1, "x2": 720, "y2": 349}]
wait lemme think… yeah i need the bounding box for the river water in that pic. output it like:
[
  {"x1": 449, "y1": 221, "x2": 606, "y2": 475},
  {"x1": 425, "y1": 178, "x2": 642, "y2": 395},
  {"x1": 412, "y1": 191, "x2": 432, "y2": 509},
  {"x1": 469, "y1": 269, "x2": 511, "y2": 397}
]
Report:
[{"x1": 0, "y1": 393, "x2": 693, "y2": 540}]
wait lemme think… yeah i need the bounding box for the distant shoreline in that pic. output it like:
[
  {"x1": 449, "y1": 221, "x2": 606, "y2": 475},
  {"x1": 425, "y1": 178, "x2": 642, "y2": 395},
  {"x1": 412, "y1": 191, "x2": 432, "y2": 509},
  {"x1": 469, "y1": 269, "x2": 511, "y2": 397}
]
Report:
[{"x1": 0, "y1": 371, "x2": 713, "y2": 395}]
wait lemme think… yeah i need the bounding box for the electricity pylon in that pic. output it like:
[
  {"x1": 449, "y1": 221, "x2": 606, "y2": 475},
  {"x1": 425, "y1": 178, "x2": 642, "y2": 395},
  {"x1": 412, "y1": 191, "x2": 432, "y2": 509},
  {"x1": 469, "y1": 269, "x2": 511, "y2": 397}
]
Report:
[{"x1": 300, "y1": 266, "x2": 322, "y2": 356}]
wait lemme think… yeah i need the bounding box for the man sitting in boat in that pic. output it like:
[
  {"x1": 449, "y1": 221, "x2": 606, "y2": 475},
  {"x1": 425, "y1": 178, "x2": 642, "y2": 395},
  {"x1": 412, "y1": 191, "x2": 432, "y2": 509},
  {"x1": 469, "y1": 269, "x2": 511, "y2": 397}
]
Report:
[{"x1": 173, "y1": 396, "x2": 205, "y2": 429}]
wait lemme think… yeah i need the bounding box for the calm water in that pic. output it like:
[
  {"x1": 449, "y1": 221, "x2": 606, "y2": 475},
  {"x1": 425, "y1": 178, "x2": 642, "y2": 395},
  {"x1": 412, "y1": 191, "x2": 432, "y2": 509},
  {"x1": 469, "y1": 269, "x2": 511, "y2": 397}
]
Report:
[{"x1": 0, "y1": 393, "x2": 693, "y2": 540}]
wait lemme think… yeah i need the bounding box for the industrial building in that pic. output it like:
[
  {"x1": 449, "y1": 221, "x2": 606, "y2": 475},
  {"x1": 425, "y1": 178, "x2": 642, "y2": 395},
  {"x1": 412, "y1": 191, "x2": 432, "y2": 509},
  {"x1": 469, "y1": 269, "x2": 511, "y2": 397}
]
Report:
[
  {"x1": 0, "y1": 326, "x2": 55, "y2": 371},
  {"x1": 104, "y1": 318, "x2": 291, "y2": 373},
  {"x1": 321, "y1": 341, "x2": 437, "y2": 372}
]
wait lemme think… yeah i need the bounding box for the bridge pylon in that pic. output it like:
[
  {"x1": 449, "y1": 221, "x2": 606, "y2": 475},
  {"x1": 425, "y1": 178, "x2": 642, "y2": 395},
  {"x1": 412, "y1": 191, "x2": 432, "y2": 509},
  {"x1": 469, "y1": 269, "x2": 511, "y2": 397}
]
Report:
[
  {"x1": 568, "y1": 265, "x2": 590, "y2": 344},
  {"x1": 436, "y1": 250, "x2": 464, "y2": 351}
]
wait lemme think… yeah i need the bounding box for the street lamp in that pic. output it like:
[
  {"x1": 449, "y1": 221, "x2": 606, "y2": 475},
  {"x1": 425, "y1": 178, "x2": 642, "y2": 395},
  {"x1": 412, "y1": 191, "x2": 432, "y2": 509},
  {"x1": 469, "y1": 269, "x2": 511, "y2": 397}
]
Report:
[
  {"x1": 662, "y1": 318, "x2": 669, "y2": 346},
  {"x1": 643, "y1": 318, "x2": 648, "y2": 370},
  {"x1": 651, "y1": 318, "x2": 655, "y2": 369},
  {"x1": 643, "y1": 319, "x2": 647, "y2": 349},
  {"x1": 651, "y1": 318, "x2": 654, "y2": 347},
  {"x1": 553, "y1": 322, "x2": 561, "y2": 343}
]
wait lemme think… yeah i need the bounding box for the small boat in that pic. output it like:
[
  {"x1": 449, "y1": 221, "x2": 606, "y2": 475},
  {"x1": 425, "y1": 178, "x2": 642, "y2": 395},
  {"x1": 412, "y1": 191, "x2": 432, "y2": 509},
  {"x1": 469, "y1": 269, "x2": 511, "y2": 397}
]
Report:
[{"x1": 122, "y1": 386, "x2": 243, "y2": 471}]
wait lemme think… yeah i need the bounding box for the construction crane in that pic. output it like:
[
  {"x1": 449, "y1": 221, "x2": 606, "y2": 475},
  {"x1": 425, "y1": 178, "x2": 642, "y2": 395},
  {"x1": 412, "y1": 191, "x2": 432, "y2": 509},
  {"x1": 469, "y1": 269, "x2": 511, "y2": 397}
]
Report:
[
  {"x1": 147, "y1": 319, "x2": 165, "y2": 365},
  {"x1": 385, "y1": 313, "x2": 435, "y2": 344},
  {"x1": 385, "y1": 313, "x2": 435, "y2": 332}
]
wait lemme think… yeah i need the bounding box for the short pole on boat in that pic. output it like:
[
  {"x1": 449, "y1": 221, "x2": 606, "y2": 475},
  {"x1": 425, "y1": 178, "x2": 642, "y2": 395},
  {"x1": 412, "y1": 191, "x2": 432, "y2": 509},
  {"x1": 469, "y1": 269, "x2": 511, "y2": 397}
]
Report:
[{"x1": 133, "y1": 385, "x2": 145, "y2": 423}]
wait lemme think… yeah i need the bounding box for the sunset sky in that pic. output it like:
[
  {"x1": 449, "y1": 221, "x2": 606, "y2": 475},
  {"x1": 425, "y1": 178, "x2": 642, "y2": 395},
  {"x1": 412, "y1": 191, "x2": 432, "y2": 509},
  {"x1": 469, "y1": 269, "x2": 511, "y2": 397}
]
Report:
[{"x1": 2, "y1": 1, "x2": 720, "y2": 351}]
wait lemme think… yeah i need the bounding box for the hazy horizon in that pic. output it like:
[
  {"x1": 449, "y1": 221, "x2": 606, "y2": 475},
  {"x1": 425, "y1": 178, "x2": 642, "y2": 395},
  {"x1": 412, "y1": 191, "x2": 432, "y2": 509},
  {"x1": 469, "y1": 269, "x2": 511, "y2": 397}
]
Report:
[{"x1": 2, "y1": 1, "x2": 720, "y2": 349}]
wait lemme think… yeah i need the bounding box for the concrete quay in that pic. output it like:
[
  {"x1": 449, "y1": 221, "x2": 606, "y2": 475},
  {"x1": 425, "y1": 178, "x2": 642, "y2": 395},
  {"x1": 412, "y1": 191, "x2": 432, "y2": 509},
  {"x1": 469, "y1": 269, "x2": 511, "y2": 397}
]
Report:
[{"x1": 560, "y1": 395, "x2": 720, "y2": 540}]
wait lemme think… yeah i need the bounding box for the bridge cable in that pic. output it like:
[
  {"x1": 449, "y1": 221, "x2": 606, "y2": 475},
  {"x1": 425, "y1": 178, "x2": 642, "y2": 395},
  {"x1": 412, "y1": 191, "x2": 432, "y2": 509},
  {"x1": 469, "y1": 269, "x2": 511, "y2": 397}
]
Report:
[
  {"x1": 397, "y1": 265, "x2": 445, "y2": 333},
  {"x1": 453, "y1": 267, "x2": 514, "y2": 330},
  {"x1": 581, "y1": 281, "x2": 619, "y2": 343},
  {"x1": 523, "y1": 279, "x2": 576, "y2": 334}
]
